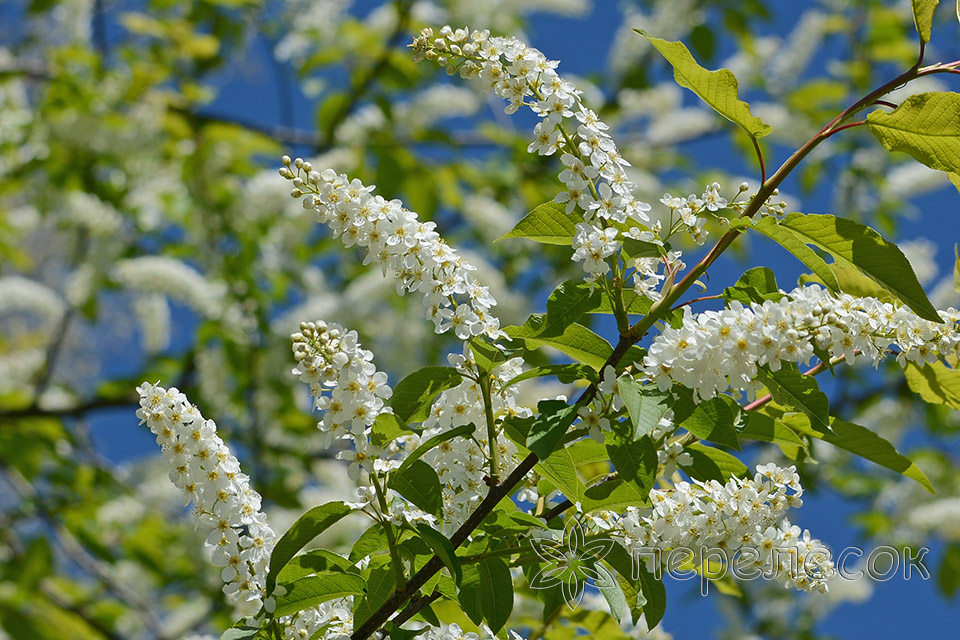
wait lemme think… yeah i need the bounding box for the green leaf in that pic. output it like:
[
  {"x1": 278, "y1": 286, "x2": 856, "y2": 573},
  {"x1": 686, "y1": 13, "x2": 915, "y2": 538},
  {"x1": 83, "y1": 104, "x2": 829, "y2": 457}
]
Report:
[
  {"x1": 273, "y1": 573, "x2": 366, "y2": 618},
  {"x1": 535, "y1": 445, "x2": 586, "y2": 502},
  {"x1": 753, "y1": 212, "x2": 940, "y2": 322},
  {"x1": 740, "y1": 413, "x2": 806, "y2": 459},
  {"x1": 781, "y1": 412, "x2": 934, "y2": 492},
  {"x1": 391, "y1": 367, "x2": 463, "y2": 423},
  {"x1": 503, "y1": 363, "x2": 598, "y2": 390},
  {"x1": 505, "y1": 318, "x2": 613, "y2": 370},
  {"x1": 596, "y1": 567, "x2": 627, "y2": 624},
  {"x1": 681, "y1": 442, "x2": 749, "y2": 482},
  {"x1": 526, "y1": 399, "x2": 580, "y2": 461},
  {"x1": 681, "y1": 396, "x2": 742, "y2": 450},
  {"x1": 938, "y1": 544, "x2": 960, "y2": 597},
  {"x1": 349, "y1": 524, "x2": 387, "y2": 564},
  {"x1": 755, "y1": 363, "x2": 832, "y2": 434},
  {"x1": 752, "y1": 216, "x2": 840, "y2": 293},
  {"x1": 581, "y1": 478, "x2": 650, "y2": 513},
  {"x1": 469, "y1": 339, "x2": 521, "y2": 372},
  {"x1": 868, "y1": 92, "x2": 960, "y2": 176},
  {"x1": 588, "y1": 289, "x2": 654, "y2": 316},
  {"x1": 220, "y1": 627, "x2": 262, "y2": 640},
  {"x1": 390, "y1": 460, "x2": 443, "y2": 515},
  {"x1": 904, "y1": 361, "x2": 960, "y2": 409},
  {"x1": 542, "y1": 280, "x2": 603, "y2": 337},
  {"x1": 316, "y1": 91, "x2": 351, "y2": 141},
  {"x1": 277, "y1": 549, "x2": 356, "y2": 584},
  {"x1": 799, "y1": 263, "x2": 899, "y2": 305},
  {"x1": 477, "y1": 558, "x2": 514, "y2": 632},
  {"x1": 354, "y1": 564, "x2": 396, "y2": 627},
  {"x1": 389, "y1": 626, "x2": 428, "y2": 640},
  {"x1": 637, "y1": 564, "x2": 667, "y2": 629},
  {"x1": 607, "y1": 437, "x2": 658, "y2": 495},
  {"x1": 458, "y1": 559, "x2": 513, "y2": 630},
  {"x1": 497, "y1": 201, "x2": 579, "y2": 245},
  {"x1": 568, "y1": 437, "x2": 611, "y2": 466},
  {"x1": 621, "y1": 237, "x2": 663, "y2": 259},
  {"x1": 415, "y1": 524, "x2": 462, "y2": 586},
  {"x1": 723, "y1": 266, "x2": 783, "y2": 304},
  {"x1": 911, "y1": 0, "x2": 940, "y2": 42},
  {"x1": 371, "y1": 413, "x2": 412, "y2": 447},
  {"x1": 638, "y1": 32, "x2": 771, "y2": 139},
  {"x1": 398, "y1": 423, "x2": 475, "y2": 473},
  {"x1": 266, "y1": 502, "x2": 352, "y2": 594},
  {"x1": 618, "y1": 377, "x2": 670, "y2": 440}
]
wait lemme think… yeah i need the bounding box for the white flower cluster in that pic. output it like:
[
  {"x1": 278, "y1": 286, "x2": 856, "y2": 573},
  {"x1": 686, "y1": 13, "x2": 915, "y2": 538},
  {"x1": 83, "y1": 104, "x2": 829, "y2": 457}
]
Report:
[
  {"x1": 136, "y1": 383, "x2": 355, "y2": 640},
  {"x1": 421, "y1": 349, "x2": 530, "y2": 531},
  {"x1": 596, "y1": 464, "x2": 835, "y2": 592},
  {"x1": 643, "y1": 285, "x2": 960, "y2": 401},
  {"x1": 411, "y1": 26, "x2": 725, "y2": 296},
  {"x1": 291, "y1": 320, "x2": 393, "y2": 474},
  {"x1": 135, "y1": 383, "x2": 277, "y2": 617},
  {"x1": 280, "y1": 159, "x2": 504, "y2": 341}
]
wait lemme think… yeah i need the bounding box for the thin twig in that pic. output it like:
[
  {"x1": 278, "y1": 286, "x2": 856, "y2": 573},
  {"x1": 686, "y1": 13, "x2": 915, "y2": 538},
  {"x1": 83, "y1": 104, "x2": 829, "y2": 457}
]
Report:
[
  {"x1": 672, "y1": 294, "x2": 723, "y2": 310},
  {"x1": 752, "y1": 137, "x2": 767, "y2": 185},
  {"x1": 390, "y1": 591, "x2": 442, "y2": 629}
]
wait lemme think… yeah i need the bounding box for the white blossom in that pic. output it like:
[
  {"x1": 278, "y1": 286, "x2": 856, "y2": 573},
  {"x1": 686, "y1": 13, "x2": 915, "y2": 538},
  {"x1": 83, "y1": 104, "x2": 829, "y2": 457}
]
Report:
[
  {"x1": 281, "y1": 161, "x2": 504, "y2": 341},
  {"x1": 643, "y1": 285, "x2": 960, "y2": 401},
  {"x1": 600, "y1": 464, "x2": 835, "y2": 592}
]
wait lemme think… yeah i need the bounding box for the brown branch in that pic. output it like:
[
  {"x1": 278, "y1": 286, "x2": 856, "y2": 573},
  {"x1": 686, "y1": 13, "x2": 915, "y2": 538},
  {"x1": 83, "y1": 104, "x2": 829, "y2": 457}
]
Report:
[{"x1": 390, "y1": 591, "x2": 442, "y2": 629}]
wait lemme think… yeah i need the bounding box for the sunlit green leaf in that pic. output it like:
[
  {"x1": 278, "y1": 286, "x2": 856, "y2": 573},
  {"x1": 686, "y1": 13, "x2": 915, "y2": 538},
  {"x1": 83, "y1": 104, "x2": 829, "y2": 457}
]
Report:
[
  {"x1": 638, "y1": 32, "x2": 771, "y2": 139},
  {"x1": 775, "y1": 410, "x2": 934, "y2": 492},
  {"x1": 681, "y1": 442, "x2": 749, "y2": 482},
  {"x1": 911, "y1": 0, "x2": 940, "y2": 42},
  {"x1": 868, "y1": 92, "x2": 960, "y2": 176},
  {"x1": 391, "y1": 367, "x2": 463, "y2": 423},
  {"x1": 904, "y1": 361, "x2": 960, "y2": 409},
  {"x1": 390, "y1": 460, "x2": 443, "y2": 515},
  {"x1": 497, "y1": 201, "x2": 579, "y2": 245},
  {"x1": 416, "y1": 524, "x2": 462, "y2": 586},
  {"x1": 273, "y1": 573, "x2": 366, "y2": 618},
  {"x1": 755, "y1": 363, "x2": 832, "y2": 434},
  {"x1": 752, "y1": 213, "x2": 940, "y2": 322},
  {"x1": 505, "y1": 318, "x2": 613, "y2": 370},
  {"x1": 267, "y1": 502, "x2": 353, "y2": 594}
]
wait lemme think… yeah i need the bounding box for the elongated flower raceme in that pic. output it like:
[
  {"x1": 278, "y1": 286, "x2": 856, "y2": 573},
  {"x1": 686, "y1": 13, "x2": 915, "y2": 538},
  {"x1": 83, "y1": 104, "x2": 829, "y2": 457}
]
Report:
[
  {"x1": 136, "y1": 383, "x2": 277, "y2": 617},
  {"x1": 594, "y1": 464, "x2": 835, "y2": 592},
  {"x1": 642, "y1": 285, "x2": 960, "y2": 401},
  {"x1": 136, "y1": 383, "x2": 354, "y2": 639},
  {"x1": 280, "y1": 160, "x2": 503, "y2": 342},
  {"x1": 410, "y1": 26, "x2": 728, "y2": 298}
]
